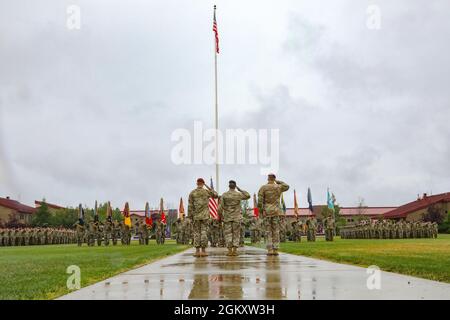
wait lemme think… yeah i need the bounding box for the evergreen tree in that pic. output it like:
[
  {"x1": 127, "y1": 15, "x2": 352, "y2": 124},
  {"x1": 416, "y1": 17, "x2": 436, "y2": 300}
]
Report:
[{"x1": 32, "y1": 198, "x2": 51, "y2": 227}]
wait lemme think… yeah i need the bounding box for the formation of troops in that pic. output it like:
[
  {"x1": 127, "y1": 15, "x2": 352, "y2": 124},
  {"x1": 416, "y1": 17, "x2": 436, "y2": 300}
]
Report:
[
  {"x1": 0, "y1": 175, "x2": 441, "y2": 251},
  {"x1": 0, "y1": 227, "x2": 76, "y2": 246},
  {"x1": 72, "y1": 218, "x2": 167, "y2": 246},
  {"x1": 340, "y1": 220, "x2": 439, "y2": 239}
]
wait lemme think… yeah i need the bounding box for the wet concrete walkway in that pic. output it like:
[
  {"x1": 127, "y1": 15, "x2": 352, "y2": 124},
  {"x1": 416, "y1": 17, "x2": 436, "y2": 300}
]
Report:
[{"x1": 59, "y1": 246, "x2": 450, "y2": 300}]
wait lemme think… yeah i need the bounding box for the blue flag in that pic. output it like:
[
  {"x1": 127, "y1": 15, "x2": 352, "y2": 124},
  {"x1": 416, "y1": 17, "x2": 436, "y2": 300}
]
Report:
[{"x1": 327, "y1": 188, "x2": 335, "y2": 212}]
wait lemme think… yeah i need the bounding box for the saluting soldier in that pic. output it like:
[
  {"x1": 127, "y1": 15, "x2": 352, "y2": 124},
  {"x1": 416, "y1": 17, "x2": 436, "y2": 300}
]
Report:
[
  {"x1": 257, "y1": 174, "x2": 289, "y2": 256},
  {"x1": 218, "y1": 180, "x2": 250, "y2": 256},
  {"x1": 188, "y1": 178, "x2": 218, "y2": 257}
]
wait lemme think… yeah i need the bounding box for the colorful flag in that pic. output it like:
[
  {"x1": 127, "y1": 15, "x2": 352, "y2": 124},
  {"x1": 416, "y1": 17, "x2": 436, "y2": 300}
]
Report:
[
  {"x1": 145, "y1": 202, "x2": 153, "y2": 226},
  {"x1": 179, "y1": 197, "x2": 185, "y2": 220},
  {"x1": 253, "y1": 193, "x2": 259, "y2": 218},
  {"x1": 280, "y1": 193, "x2": 287, "y2": 214},
  {"x1": 213, "y1": 5, "x2": 219, "y2": 54},
  {"x1": 123, "y1": 202, "x2": 131, "y2": 227},
  {"x1": 294, "y1": 189, "x2": 299, "y2": 216},
  {"x1": 327, "y1": 188, "x2": 335, "y2": 212},
  {"x1": 209, "y1": 177, "x2": 219, "y2": 220},
  {"x1": 307, "y1": 187, "x2": 313, "y2": 213},
  {"x1": 160, "y1": 198, "x2": 167, "y2": 224}
]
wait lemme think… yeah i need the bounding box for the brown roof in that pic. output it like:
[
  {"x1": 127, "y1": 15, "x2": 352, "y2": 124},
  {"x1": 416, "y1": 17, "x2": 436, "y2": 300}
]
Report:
[
  {"x1": 35, "y1": 200, "x2": 65, "y2": 210},
  {"x1": 383, "y1": 192, "x2": 450, "y2": 219},
  {"x1": 0, "y1": 197, "x2": 35, "y2": 214},
  {"x1": 247, "y1": 206, "x2": 397, "y2": 217}
]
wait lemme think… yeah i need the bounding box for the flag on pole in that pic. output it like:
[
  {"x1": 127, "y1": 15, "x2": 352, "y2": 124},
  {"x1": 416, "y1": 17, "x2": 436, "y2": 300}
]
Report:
[
  {"x1": 160, "y1": 198, "x2": 167, "y2": 224},
  {"x1": 78, "y1": 203, "x2": 84, "y2": 225},
  {"x1": 280, "y1": 193, "x2": 287, "y2": 214},
  {"x1": 179, "y1": 197, "x2": 185, "y2": 220},
  {"x1": 294, "y1": 189, "x2": 299, "y2": 217},
  {"x1": 327, "y1": 188, "x2": 335, "y2": 212},
  {"x1": 123, "y1": 202, "x2": 131, "y2": 227},
  {"x1": 213, "y1": 5, "x2": 219, "y2": 54},
  {"x1": 253, "y1": 193, "x2": 259, "y2": 218},
  {"x1": 307, "y1": 187, "x2": 313, "y2": 213},
  {"x1": 94, "y1": 200, "x2": 98, "y2": 222},
  {"x1": 209, "y1": 177, "x2": 219, "y2": 220},
  {"x1": 107, "y1": 201, "x2": 112, "y2": 222},
  {"x1": 145, "y1": 202, "x2": 153, "y2": 226}
]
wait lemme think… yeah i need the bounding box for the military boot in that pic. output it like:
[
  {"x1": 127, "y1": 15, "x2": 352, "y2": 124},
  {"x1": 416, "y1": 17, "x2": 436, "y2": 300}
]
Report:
[
  {"x1": 226, "y1": 247, "x2": 233, "y2": 256},
  {"x1": 272, "y1": 249, "x2": 279, "y2": 256},
  {"x1": 266, "y1": 249, "x2": 274, "y2": 256},
  {"x1": 232, "y1": 247, "x2": 239, "y2": 256},
  {"x1": 193, "y1": 247, "x2": 201, "y2": 257},
  {"x1": 201, "y1": 247, "x2": 208, "y2": 257}
]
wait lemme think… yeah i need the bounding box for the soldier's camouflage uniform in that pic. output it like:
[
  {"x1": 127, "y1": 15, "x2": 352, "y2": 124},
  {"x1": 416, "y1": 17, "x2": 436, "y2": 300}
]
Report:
[
  {"x1": 188, "y1": 186, "x2": 218, "y2": 249},
  {"x1": 257, "y1": 180, "x2": 289, "y2": 251},
  {"x1": 218, "y1": 188, "x2": 250, "y2": 249}
]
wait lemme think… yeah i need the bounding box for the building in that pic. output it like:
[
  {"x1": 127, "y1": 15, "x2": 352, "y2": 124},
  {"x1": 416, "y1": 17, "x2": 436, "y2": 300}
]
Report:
[
  {"x1": 0, "y1": 196, "x2": 35, "y2": 226},
  {"x1": 35, "y1": 200, "x2": 65, "y2": 214},
  {"x1": 246, "y1": 205, "x2": 397, "y2": 225},
  {"x1": 283, "y1": 206, "x2": 396, "y2": 223},
  {"x1": 383, "y1": 193, "x2": 450, "y2": 221}
]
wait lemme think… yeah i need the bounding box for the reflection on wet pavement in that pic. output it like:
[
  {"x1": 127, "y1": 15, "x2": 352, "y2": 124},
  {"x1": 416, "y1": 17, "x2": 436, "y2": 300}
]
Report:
[{"x1": 59, "y1": 247, "x2": 450, "y2": 300}]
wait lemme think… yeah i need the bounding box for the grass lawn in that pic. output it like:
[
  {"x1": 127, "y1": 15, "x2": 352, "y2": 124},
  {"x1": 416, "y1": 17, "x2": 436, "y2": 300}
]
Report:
[
  {"x1": 0, "y1": 240, "x2": 189, "y2": 300},
  {"x1": 253, "y1": 234, "x2": 450, "y2": 283}
]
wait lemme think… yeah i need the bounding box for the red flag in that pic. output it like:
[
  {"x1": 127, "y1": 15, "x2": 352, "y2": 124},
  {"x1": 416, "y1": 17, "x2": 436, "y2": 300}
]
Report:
[
  {"x1": 253, "y1": 193, "x2": 259, "y2": 218},
  {"x1": 145, "y1": 202, "x2": 153, "y2": 226},
  {"x1": 160, "y1": 198, "x2": 167, "y2": 224},
  {"x1": 209, "y1": 177, "x2": 219, "y2": 220},
  {"x1": 209, "y1": 198, "x2": 219, "y2": 220},
  {"x1": 213, "y1": 6, "x2": 219, "y2": 54}
]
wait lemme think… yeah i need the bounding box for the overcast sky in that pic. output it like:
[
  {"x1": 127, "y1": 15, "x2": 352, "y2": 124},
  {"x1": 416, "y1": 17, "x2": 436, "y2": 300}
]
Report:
[{"x1": 0, "y1": 0, "x2": 449, "y2": 210}]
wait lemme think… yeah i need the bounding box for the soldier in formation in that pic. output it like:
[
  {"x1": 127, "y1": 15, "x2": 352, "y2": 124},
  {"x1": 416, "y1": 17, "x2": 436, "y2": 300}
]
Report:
[
  {"x1": 257, "y1": 174, "x2": 290, "y2": 256},
  {"x1": 209, "y1": 218, "x2": 221, "y2": 247},
  {"x1": 0, "y1": 227, "x2": 77, "y2": 246},
  {"x1": 323, "y1": 216, "x2": 336, "y2": 241},
  {"x1": 305, "y1": 217, "x2": 317, "y2": 242},
  {"x1": 290, "y1": 219, "x2": 302, "y2": 242},
  {"x1": 188, "y1": 178, "x2": 218, "y2": 257},
  {"x1": 340, "y1": 220, "x2": 438, "y2": 239},
  {"x1": 218, "y1": 180, "x2": 251, "y2": 256},
  {"x1": 249, "y1": 216, "x2": 263, "y2": 244}
]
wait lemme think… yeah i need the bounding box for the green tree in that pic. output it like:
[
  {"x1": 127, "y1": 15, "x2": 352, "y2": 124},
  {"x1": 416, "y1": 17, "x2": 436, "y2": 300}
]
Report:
[{"x1": 32, "y1": 199, "x2": 51, "y2": 227}]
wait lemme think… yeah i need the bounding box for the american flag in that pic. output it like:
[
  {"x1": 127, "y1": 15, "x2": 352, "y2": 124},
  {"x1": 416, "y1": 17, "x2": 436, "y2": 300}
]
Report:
[
  {"x1": 209, "y1": 177, "x2": 219, "y2": 220},
  {"x1": 213, "y1": 6, "x2": 219, "y2": 54}
]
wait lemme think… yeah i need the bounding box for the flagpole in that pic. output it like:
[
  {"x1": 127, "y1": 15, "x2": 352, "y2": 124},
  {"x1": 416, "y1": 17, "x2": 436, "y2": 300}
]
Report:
[{"x1": 214, "y1": 5, "x2": 219, "y2": 194}]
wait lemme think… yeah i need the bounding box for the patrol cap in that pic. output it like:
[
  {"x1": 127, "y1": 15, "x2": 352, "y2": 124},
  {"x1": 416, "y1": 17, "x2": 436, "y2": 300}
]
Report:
[
  {"x1": 229, "y1": 180, "x2": 236, "y2": 184},
  {"x1": 268, "y1": 173, "x2": 276, "y2": 179}
]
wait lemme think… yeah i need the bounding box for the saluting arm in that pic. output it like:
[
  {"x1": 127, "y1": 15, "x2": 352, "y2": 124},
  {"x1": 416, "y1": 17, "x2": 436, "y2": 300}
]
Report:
[
  {"x1": 276, "y1": 180, "x2": 290, "y2": 192},
  {"x1": 239, "y1": 189, "x2": 251, "y2": 200}
]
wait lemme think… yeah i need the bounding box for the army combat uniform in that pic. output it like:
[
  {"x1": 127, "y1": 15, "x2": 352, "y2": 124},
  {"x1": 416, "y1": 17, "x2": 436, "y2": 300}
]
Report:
[
  {"x1": 258, "y1": 179, "x2": 289, "y2": 255},
  {"x1": 218, "y1": 187, "x2": 250, "y2": 256},
  {"x1": 188, "y1": 185, "x2": 218, "y2": 256}
]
